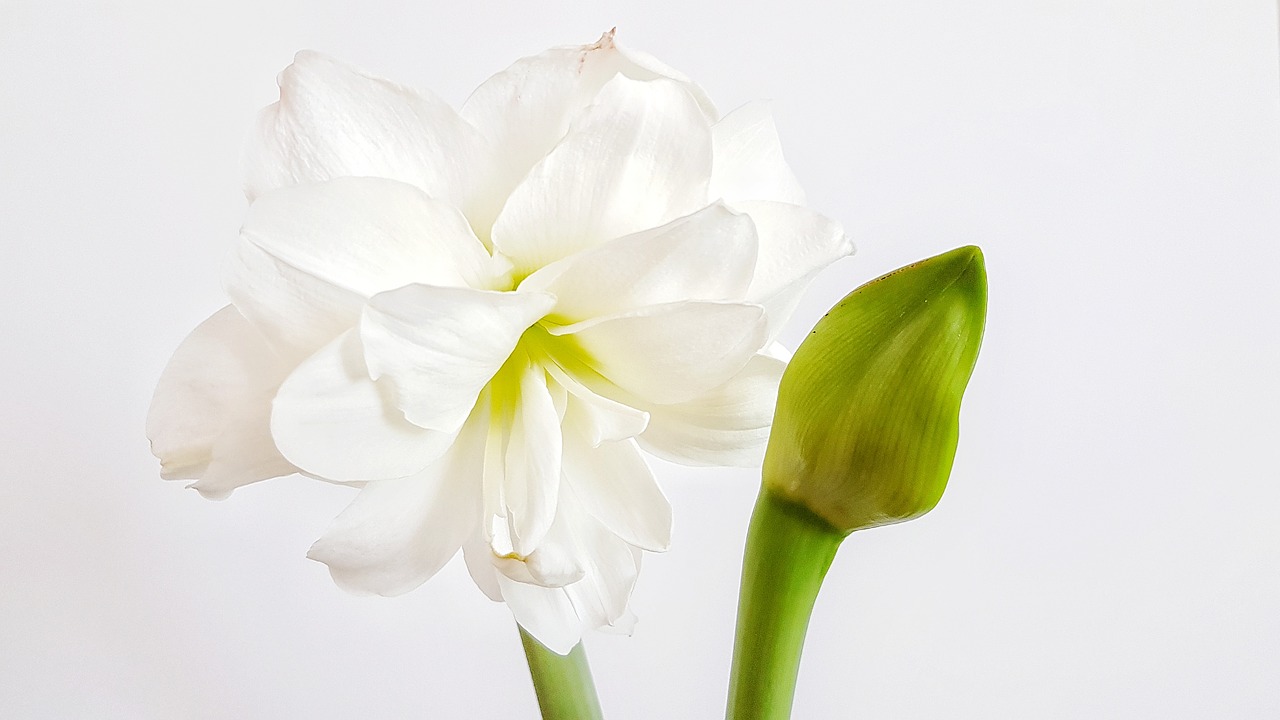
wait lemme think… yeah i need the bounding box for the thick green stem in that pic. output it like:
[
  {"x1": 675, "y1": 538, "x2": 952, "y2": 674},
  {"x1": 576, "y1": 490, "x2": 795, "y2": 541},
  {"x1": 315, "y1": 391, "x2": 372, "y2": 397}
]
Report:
[
  {"x1": 519, "y1": 627, "x2": 604, "y2": 720},
  {"x1": 726, "y1": 489, "x2": 845, "y2": 720}
]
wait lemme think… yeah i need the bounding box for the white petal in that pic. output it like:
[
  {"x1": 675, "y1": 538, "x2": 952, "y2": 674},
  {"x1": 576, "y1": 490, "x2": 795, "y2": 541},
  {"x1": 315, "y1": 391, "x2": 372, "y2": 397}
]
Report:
[
  {"x1": 271, "y1": 330, "x2": 454, "y2": 482},
  {"x1": 306, "y1": 410, "x2": 486, "y2": 596},
  {"x1": 562, "y1": 429, "x2": 671, "y2": 552},
  {"x1": 462, "y1": 533, "x2": 504, "y2": 602},
  {"x1": 227, "y1": 177, "x2": 494, "y2": 362},
  {"x1": 553, "y1": 301, "x2": 767, "y2": 406},
  {"x1": 709, "y1": 101, "x2": 807, "y2": 206},
  {"x1": 638, "y1": 353, "x2": 786, "y2": 468},
  {"x1": 245, "y1": 51, "x2": 482, "y2": 207},
  {"x1": 490, "y1": 75, "x2": 712, "y2": 273},
  {"x1": 461, "y1": 30, "x2": 716, "y2": 238},
  {"x1": 147, "y1": 306, "x2": 294, "y2": 498},
  {"x1": 494, "y1": 495, "x2": 586, "y2": 588},
  {"x1": 564, "y1": 527, "x2": 643, "y2": 631},
  {"x1": 498, "y1": 576, "x2": 581, "y2": 655},
  {"x1": 521, "y1": 203, "x2": 757, "y2": 324},
  {"x1": 502, "y1": 363, "x2": 563, "y2": 556},
  {"x1": 734, "y1": 200, "x2": 853, "y2": 335},
  {"x1": 610, "y1": 36, "x2": 717, "y2": 120},
  {"x1": 544, "y1": 363, "x2": 649, "y2": 446},
  {"x1": 360, "y1": 285, "x2": 554, "y2": 432}
]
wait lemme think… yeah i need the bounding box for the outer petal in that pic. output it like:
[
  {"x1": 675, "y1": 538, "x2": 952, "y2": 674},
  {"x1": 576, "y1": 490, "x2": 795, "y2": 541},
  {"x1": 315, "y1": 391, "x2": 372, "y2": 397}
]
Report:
[
  {"x1": 244, "y1": 51, "x2": 482, "y2": 207},
  {"x1": 147, "y1": 306, "x2": 294, "y2": 498},
  {"x1": 460, "y1": 30, "x2": 716, "y2": 237},
  {"x1": 360, "y1": 285, "x2": 555, "y2": 432},
  {"x1": 709, "y1": 101, "x2": 807, "y2": 206},
  {"x1": 563, "y1": 519, "x2": 644, "y2": 632},
  {"x1": 227, "y1": 177, "x2": 494, "y2": 362},
  {"x1": 552, "y1": 301, "x2": 767, "y2": 406},
  {"x1": 498, "y1": 576, "x2": 580, "y2": 655},
  {"x1": 502, "y1": 363, "x2": 563, "y2": 556},
  {"x1": 735, "y1": 200, "x2": 853, "y2": 336},
  {"x1": 306, "y1": 408, "x2": 487, "y2": 596},
  {"x1": 271, "y1": 330, "x2": 454, "y2": 482},
  {"x1": 562, "y1": 428, "x2": 671, "y2": 552},
  {"x1": 490, "y1": 75, "x2": 712, "y2": 273},
  {"x1": 521, "y1": 203, "x2": 757, "y2": 324},
  {"x1": 638, "y1": 353, "x2": 786, "y2": 468}
]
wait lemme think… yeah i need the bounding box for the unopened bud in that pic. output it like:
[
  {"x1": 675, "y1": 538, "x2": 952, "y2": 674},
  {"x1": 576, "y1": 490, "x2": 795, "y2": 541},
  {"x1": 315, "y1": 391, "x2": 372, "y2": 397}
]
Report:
[{"x1": 762, "y1": 246, "x2": 988, "y2": 534}]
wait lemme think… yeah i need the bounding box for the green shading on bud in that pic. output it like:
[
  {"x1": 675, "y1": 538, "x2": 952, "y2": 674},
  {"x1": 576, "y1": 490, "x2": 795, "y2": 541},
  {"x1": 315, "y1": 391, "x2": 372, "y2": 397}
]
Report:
[{"x1": 762, "y1": 245, "x2": 987, "y2": 534}]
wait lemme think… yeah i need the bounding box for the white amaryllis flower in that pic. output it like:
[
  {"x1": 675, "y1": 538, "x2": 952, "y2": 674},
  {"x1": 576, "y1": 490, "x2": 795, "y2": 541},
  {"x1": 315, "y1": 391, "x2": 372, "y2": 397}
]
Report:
[{"x1": 147, "y1": 31, "x2": 852, "y2": 653}]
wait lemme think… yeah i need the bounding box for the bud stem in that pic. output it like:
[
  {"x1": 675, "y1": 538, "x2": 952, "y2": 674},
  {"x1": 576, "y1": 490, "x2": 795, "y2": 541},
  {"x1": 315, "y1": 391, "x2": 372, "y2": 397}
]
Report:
[
  {"x1": 520, "y1": 627, "x2": 604, "y2": 720},
  {"x1": 726, "y1": 489, "x2": 845, "y2": 720}
]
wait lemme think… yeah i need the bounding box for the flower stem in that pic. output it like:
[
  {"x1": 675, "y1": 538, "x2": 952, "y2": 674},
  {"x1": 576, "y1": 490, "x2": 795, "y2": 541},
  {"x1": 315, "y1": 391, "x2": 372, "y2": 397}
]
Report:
[
  {"x1": 726, "y1": 489, "x2": 845, "y2": 720},
  {"x1": 519, "y1": 626, "x2": 605, "y2": 720}
]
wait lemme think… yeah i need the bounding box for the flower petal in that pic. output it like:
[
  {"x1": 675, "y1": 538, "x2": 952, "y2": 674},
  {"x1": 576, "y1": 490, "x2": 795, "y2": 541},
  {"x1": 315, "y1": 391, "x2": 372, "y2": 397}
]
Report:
[
  {"x1": 563, "y1": 520, "x2": 643, "y2": 631},
  {"x1": 709, "y1": 101, "x2": 807, "y2": 206},
  {"x1": 521, "y1": 203, "x2": 757, "y2": 324},
  {"x1": 227, "y1": 177, "x2": 494, "y2": 362},
  {"x1": 498, "y1": 576, "x2": 581, "y2": 655},
  {"x1": 501, "y1": 363, "x2": 563, "y2": 556},
  {"x1": 494, "y1": 494, "x2": 586, "y2": 588},
  {"x1": 552, "y1": 301, "x2": 767, "y2": 406},
  {"x1": 360, "y1": 285, "x2": 555, "y2": 433},
  {"x1": 562, "y1": 429, "x2": 671, "y2": 552},
  {"x1": 462, "y1": 533, "x2": 504, "y2": 602},
  {"x1": 306, "y1": 409, "x2": 487, "y2": 596},
  {"x1": 735, "y1": 200, "x2": 854, "y2": 336},
  {"x1": 638, "y1": 353, "x2": 786, "y2": 468},
  {"x1": 490, "y1": 75, "x2": 712, "y2": 273},
  {"x1": 544, "y1": 364, "x2": 649, "y2": 446},
  {"x1": 461, "y1": 30, "x2": 716, "y2": 238},
  {"x1": 147, "y1": 306, "x2": 294, "y2": 498},
  {"x1": 244, "y1": 51, "x2": 482, "y2": 207},
  {"x1": 271, "y1": 330, "x2": 453, "y2": 482}
]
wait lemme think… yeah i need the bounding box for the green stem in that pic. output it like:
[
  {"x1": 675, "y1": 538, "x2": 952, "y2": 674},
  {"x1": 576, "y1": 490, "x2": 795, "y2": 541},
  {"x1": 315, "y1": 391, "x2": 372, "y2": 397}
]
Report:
[
  {"x1": 726, "y1": 489, "x2": 845, "y2": 720},
  {"x1": 519, "y1": 626, "x2": 605, "y2": 720}
]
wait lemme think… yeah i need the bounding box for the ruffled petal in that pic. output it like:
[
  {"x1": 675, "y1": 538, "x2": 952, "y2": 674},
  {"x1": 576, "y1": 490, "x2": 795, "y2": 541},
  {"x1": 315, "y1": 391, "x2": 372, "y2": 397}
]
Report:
[
  {"x1": 490, "y1": 75, "x2": 712, "y2": 273},
  {"x1": 552, "y1": 301, "x2": 767, "y2": 406},
  {"x1": 638, "y1": 353, "x2": 786, "y2": 468},
  {"x1": 227, "y1": 177, "x2": 494, "y2": 362},
  {"x1": 498, "y1": 576, "x2": 580, "y2": 655},
  {"x1": 494, "y1": 492, "x2": 585, "y2": 588},
  {"x1": 563, "y1": 519, "x2": 643, "y2": 632},
  {"x1": 709, "y1": 101, "x2": 807, "y2": 206},
  {"x1": 462, "y1": 533, "x2": 504, "y2": 602},
  {"x1": 270, "y1": 330, "x2": 454, "y2": 482},
  {"x1": 360, "y1": 284, "x2": 555, "y2": 432},
  {"x1": 501, "y1": 363, "x2": 563, "y2": 556},
  {"x1": 521, "y1": 203, "x2": 757, "y2": 324},
  {"x1": 147, "y1": 306, "x2": 294, "y2": 498},
  {"x1": 735, "y1": 200, "x2": 853, "y2": 336},
  {"x1": 562, "y1": 428, "x2": 671, "y2": 552},
  {"x1": 306, "y1": 408, "x2": 487, "y2": 596},
  {"x1": 544, "y1": 364, "x2": 649, "y2": 446},
  {"x1": 461, "y1": 30, "x2": 716, "y2": 238},
  {"x1": 244, "y1": 51, "x2": 483, "y2": 206}
]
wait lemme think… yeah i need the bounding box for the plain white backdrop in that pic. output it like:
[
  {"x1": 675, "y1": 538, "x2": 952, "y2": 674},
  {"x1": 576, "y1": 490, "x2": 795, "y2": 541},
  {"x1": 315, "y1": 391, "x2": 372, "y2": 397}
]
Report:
[{"x1": 2, "y1": 1, "x2": 1278, "y2": 718}]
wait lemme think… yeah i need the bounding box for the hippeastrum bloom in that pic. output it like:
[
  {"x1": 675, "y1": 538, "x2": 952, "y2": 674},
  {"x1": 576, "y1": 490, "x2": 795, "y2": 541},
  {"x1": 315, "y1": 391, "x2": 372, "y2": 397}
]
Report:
[{"x1": 147, "y1": 31, "x2": 852, "y2": 653}]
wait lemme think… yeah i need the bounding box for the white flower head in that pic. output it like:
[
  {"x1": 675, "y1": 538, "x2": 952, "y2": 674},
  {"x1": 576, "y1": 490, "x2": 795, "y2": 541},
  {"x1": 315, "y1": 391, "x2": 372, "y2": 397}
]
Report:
[{"x1": 147, "y1": 31, "x2": 853, "y2": 654}]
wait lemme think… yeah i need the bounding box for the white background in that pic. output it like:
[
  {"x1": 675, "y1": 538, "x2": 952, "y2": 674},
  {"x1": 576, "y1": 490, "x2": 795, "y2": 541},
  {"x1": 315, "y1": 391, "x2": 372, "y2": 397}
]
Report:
[{"x1": 2, "y1": 1, "x2": 1278, "y2": 718}]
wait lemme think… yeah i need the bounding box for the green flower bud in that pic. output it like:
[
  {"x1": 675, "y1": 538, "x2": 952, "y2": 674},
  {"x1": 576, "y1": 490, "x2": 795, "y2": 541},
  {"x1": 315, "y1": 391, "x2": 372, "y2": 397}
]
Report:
[{"x1": 762, "y1": 245, "x2": 987, "y2": 534}]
